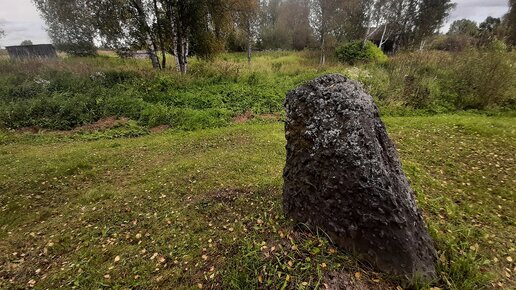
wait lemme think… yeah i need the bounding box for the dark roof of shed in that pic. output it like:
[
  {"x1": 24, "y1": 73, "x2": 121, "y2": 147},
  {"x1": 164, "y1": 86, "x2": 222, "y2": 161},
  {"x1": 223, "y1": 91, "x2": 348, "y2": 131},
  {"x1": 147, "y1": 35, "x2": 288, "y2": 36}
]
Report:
[{"x1": 5, "y1": 44, "x2": 55, "y2": 49}]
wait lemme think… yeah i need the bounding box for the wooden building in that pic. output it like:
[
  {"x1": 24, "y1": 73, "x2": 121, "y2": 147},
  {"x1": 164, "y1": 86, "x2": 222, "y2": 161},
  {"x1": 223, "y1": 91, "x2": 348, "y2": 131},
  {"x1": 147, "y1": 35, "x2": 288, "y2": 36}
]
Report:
[{"x1": 6, "y1": 44, "x2": 58, "y2": 60}]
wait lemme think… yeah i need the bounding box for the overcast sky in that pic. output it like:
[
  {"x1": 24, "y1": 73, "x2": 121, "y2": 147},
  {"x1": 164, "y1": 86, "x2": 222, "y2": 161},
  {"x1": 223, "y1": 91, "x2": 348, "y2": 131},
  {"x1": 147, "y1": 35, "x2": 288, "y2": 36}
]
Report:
[
  {"x1": 443, "y1": 0, "x2": 510, "y2": 31},
  {"x1": 0, "y1": 0, "x2": 511, "y2": 47}
]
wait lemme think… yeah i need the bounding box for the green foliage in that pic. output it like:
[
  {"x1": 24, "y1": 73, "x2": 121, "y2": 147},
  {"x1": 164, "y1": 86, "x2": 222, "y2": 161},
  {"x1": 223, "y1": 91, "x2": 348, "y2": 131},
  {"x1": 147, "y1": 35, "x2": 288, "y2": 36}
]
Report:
[
  {"x1": 100, "y1": 93, "x2": 145, "y2": 120},
  {"x1": 448, "y1": 19, "x2": 478, "y2": 36},
  {"x1": 0, "y1": 50, "x2": 514, "y2": 131},
  {"x1": 33, "y1": 0, "x2": 97, "y2": 57},
  {"x1": 0, "y1": 93, "x2": 99, "y2": 130},
  {"x1": 335, "y1": 40, "x2": 388, "y2": 65},
  {"x1": 487, "y1": 39, "x2": 508, "y2": 52},
  {"x1": 430, "y1": 34, "x2": 477, "y2": 52},
  {"x1": 447, "y1": 49, "x2": 515, "y2": 109},
  {"x1": 359, "y1": 50, "x2": 516, "y2": 112},
  {"x1": 56, "y1": 41, "x2": 97, "y2": 57},
  {"x1": 139, "y1": 104, "x2": 232, "y2": 130},
  {"x1": 508, "y1": 0, "x2": 516, "y2": 46}
]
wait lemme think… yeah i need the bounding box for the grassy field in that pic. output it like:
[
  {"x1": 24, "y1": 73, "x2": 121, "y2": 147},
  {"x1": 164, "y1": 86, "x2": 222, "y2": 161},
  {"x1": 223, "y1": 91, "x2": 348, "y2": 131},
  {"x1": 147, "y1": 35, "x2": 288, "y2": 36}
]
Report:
[
  {"x1": 1, "y1": 50, "x2": 514, "y2": 131},
  {"x1": 1, "y1": 114, "x2": 514, "y2": 289}
]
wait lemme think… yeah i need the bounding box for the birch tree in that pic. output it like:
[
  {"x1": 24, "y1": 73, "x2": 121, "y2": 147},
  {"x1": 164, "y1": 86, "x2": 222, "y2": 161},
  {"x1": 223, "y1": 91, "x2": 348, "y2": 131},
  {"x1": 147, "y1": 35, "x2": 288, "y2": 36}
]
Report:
[
  {"x1": 33, "y1": 0, "x2": 97, "y2": 56},
  {"x1": 233, "y1": 0, "x2": 260, "y2": 64},
  {"x1": 413, "y1": 0, "x2": 455, "y2": 49},
  {"x1": 310, "y1": 0, "x2": 340, "y2": 65}
]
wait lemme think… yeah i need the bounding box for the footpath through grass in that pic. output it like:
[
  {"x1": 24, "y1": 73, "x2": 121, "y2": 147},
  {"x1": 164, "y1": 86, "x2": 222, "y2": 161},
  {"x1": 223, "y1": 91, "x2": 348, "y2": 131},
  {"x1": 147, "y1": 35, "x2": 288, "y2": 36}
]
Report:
[{"x1": 0, "y1": 114, "x2": 515, "y2": 289}]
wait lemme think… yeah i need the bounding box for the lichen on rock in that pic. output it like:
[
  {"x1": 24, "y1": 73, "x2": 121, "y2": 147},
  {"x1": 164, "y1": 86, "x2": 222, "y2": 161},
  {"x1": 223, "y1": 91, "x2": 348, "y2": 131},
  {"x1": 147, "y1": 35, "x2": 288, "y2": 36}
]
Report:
[{"x1": 283, "y1": 74, "x2": 437, "y2": 283}]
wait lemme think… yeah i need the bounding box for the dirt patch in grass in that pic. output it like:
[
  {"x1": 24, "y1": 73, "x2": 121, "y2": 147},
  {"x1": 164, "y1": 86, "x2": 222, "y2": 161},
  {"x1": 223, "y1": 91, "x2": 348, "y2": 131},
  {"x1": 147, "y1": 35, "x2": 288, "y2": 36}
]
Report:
[
  {"x1": 232, "y1": 112, "x2": 282, "y2": 124},
  {"x1": 232, "y1": 111, "x2": 253, "y2": 124},
  {"x1": 74, "y1": 117, "x2": 129, "y2": 132},
  {"x1": 149, "y1": 125, "x2": 170, "y2": 133},
  {"x1": 258, "y1": 113, "x2": 281, "y2": 121},
  {"x1": 17, "y1": 127, "x2": 41, "y2": 134}
]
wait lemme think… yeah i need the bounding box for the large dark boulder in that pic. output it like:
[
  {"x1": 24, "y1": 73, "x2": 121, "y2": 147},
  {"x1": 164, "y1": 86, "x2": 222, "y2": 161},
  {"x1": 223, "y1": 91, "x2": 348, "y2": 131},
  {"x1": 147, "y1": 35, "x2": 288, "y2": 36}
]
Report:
[{"x1": 283, "y1": 74, "x2": 437, "y2": 282}]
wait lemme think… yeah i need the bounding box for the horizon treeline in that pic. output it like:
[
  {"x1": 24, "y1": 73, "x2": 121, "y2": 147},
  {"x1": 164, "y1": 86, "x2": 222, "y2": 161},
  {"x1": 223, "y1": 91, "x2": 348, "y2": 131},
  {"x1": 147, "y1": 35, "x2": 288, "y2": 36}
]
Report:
[{"x1": 32, "y1": 0, "x2": 515, "y2": 72}]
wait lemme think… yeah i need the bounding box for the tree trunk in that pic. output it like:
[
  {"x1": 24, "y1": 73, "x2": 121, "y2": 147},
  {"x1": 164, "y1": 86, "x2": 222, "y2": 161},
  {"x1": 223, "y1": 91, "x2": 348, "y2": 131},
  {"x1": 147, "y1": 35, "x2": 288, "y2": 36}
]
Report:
[
  {"x1": 153, "y1": 0, "x2": 166, "y2": 69},
  {"x1": 161, "y1": 49, "x2": 167, "y2": 69},
  {"x1": 177, "y1": 33, "x2": 184, "y2": 73},
  {"x1": 419, "y1": 40, "x2": 426, "y2": 51},
  {"x1": 363, "y1": 26, "x2": 371, "y2": 47},
  {"x1": 247, "y1": 25, "x2": 252, "y2": 65},
  {"x1": 145, "y1": 36, "x2": 161, "y2": 69},
  {"x1": 379, "y1": 24, "x2": 388, "y2": 50},
  {"x1": 132, "y1": 0, "x2": 160, "y2": 69},
  {"x1": 247, "y1": 40, "x2": 252, "y2": 65},
  {"x1": 181, "y1": 36, "x2": 188, "y2": 73},
  {"x1": 166, "y1": 0, "x2": 187, "y2": 73},
  {"x1": 364, "y1": 26, "x2": 381, "y2": 47},
  {"x1": 165, "y1": 0, "x2": 178, "y2": 71},
  {"x1": 319, "y1": 35, "x2": 326, "y2": 66},
  {"x1": 175, "y1": 31, "x2": 188, "y2": 74}
]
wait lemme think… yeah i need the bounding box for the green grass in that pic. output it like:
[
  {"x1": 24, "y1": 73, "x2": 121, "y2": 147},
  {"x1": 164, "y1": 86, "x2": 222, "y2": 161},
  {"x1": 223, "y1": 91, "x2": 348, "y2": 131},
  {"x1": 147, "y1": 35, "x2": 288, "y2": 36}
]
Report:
[
  {"x1": 1, "y1": 50, "x2": 514, "y2": 131},
  {"x1": 1, "y1": 114, "x2": 514, "y2": 289}
]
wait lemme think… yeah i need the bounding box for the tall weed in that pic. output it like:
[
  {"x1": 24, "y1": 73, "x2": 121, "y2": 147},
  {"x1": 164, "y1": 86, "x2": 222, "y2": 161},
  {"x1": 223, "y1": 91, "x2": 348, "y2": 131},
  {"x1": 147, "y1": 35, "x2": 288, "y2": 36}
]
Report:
[{"x1": 0, "y1": 50, "x2": 514, "y2": 130}]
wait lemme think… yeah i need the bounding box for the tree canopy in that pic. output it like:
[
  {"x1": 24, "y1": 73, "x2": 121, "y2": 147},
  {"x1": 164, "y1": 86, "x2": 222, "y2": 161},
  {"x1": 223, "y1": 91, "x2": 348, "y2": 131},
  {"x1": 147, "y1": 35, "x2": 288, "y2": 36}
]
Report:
[
  {"x1": 448, "y1": 19, "x2": 478, "y2": 36},
  {"x1": 32, "y1": 0, "x2": 466, "y2": 68},
  {"x1": 20, "y1": 40, "x2": 34, "y2": 46},
  {"x1": 0, "y1": 25, "x2": 5, "y2": 42},
  {"x1": 509, "y1": 0, "x2": 516, "y2": 45}
]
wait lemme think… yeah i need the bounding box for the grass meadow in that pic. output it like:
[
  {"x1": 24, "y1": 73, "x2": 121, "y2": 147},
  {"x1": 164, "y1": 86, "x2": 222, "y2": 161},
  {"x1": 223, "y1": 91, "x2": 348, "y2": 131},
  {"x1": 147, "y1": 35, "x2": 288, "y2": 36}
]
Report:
[{"x1": 0, "y1": 50, "x2": 515, "y2": 289}]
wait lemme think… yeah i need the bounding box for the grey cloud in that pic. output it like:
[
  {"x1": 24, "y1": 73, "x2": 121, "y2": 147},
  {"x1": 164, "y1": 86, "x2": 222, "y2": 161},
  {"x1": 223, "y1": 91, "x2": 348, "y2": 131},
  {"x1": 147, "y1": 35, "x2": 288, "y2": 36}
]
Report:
[
  {"x1": 0, "y1": 0, "x2": 50, "y2": 46},
  {"x1": 454, "y1": 0, "x2": 508, "y2": 8},
  {"x1": 443, "y1": 0, "x2": 509, "y2": 31}
]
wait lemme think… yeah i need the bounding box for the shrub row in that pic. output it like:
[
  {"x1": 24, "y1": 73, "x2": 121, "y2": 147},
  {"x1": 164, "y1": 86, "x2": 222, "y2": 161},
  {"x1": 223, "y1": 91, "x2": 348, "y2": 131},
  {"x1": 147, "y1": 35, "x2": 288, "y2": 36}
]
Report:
[
  {"x1": 358, "y1": 49, "x2": 516, "y2": 112},
  {"x1": 0, "y1": 49, "x2": 514, "y2": 130},
  {"x1": 0, "y1": 67, "x2": 291, "y2": 130},
  {"x1": 0, "y1": 93, "x2": 235, "y2": 131}
]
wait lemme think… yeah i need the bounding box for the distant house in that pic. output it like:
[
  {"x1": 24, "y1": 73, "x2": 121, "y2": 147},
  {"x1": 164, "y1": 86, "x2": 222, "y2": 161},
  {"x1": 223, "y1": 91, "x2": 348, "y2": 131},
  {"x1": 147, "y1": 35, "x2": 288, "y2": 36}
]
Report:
[
  {"x1": 115, "y1": 49, "x2": 153, "y2": 59},
  {"x1": 6, "y1": 44, "x2": 58, "y2": 60},
  {"x1": 366, "y1": 25, "x2": 396, "y2": 53},
  {"x1": 129, "y1": 50, "x2": 151, "y2": 59}
]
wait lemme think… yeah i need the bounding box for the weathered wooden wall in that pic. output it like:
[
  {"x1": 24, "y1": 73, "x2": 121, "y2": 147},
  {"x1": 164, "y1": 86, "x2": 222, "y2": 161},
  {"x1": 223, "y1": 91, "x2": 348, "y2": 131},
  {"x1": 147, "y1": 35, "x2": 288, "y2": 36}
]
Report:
[{"x1": 6, "y1": 44, "x2": 58, "y2": 60}]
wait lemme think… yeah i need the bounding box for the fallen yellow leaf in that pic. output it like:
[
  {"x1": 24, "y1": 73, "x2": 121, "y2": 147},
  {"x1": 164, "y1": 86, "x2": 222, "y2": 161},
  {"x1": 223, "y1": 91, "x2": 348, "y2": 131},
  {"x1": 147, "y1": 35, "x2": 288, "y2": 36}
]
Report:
[{"x1": 354, "y1": 272, "x2": 361, "y2": 280}]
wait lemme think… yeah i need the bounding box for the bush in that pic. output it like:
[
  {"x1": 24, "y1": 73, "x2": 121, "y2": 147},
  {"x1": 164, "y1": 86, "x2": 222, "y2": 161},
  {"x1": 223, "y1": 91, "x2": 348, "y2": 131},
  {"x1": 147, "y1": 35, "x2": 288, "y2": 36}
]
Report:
[
  {"x1": 336, "y1": 40, "x2": 388, "y2": 64},
  {"x1": 100, "y1": 92, "x2": 145, "y2": 120},
  {"x1": 97, "y1": 71, "x2": 141, "y2": 87},
  {"x1": 139, "y1": 104, "x2": 233, "y2": 130},
  {"x1": 139, "y1": 103, "x2": 171, "y2": 127},
  {"x1": 169, "y1": 108, "x2": 233, "y2": 130},
  {"x1": 0, "y1": 50, "x2": 513, "y2": 131},
  {"x1": 0, "y1": 93, "x2": 99, "y2": 129},
  {"x1": 358, "y1": 51, "x2": 451, "y2": 111},
  {"x1": 359, "y1": 49, "x2": 516, "y2": 111},
  {"x1": 430, "y1": 35, "x2": 477, "y2": 52},
  {"x1": 448, "y1": 49, "x2": 515, "y2": 109},
  {"x1": 56, "y1": 41, "x2": 97, "y2": 57}
]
